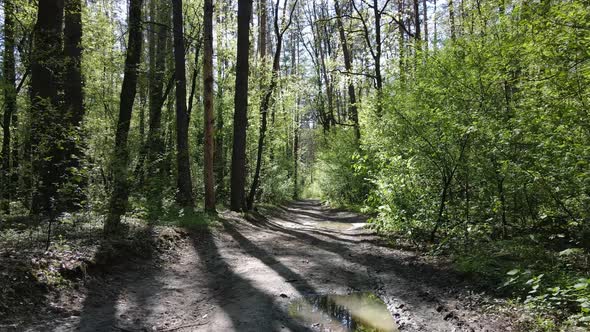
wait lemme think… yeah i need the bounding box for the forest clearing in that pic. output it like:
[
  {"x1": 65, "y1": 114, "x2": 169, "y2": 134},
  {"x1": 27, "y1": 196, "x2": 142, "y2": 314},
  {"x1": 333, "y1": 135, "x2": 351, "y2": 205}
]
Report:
[{"x1": 1, "y1": 0, "x2": 589, "y2": 330}]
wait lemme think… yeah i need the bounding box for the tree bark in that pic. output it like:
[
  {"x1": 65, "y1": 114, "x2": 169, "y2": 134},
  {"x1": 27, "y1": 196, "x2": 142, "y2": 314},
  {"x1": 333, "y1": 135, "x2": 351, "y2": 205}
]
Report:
[
  {"x1": 413, "y1": 0, "x2": 421, "y2": 41},
  {"x1": 230, "y1": 0, "x2": 253, "y2": 212},
  {"x1": 352, "y1": 0, "x2": 383, "y2": 115},
  {"x1": 30, "y1": 0, "x2": 65, "y2": 215},
  {"x1": 1, "y1": 0, "x2": 17, "y2": 213},
  {"x1": 214, "y1": 4, "x2": 227, "y2": 202},
  {"x1": 373, "y1": 0, "x2": 383, "y2": 115},
  {"x1": 334, "y1": 0, "x2": 360, "y2": 141},
  {"x1": 63, "y1": 0, "x2": 86, "y2": 210},
  {"x1": 247, "y1": 0, "x2": 298, "y2": 210},
  {"x1": 143, "y1": 0, "x2": 170, "y2": 218},
  {"x1": 258, "y1": 0, "x2": 267, "y2": 59},
  {"x1": 203, "y1": 0, "x2": 216, "y2": 211},
  {"x1": 105, "y1": 0, "x2": 144, "y2": 235},
  {"x1": 172, "y1": 0, "x2": 195, "y2": 208},
  {"x1": 423, "y1": 0, "x2": 428, "y2": 50},
  {"x1": 449, "y1": 0, "x2": 456, "y2": 41}
]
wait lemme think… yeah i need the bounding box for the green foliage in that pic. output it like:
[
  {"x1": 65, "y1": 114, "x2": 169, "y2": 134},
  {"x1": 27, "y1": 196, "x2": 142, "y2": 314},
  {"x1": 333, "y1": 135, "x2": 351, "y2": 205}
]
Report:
[
  {"x1": 298, "y1": 1, "x2": 590, "y2": 326},
  {"x1": 359, "y1": 0, "x2": 590, "y2": 246},
  {"x1": 312, "y1": 130, "x2": 368, "y2": 207}
]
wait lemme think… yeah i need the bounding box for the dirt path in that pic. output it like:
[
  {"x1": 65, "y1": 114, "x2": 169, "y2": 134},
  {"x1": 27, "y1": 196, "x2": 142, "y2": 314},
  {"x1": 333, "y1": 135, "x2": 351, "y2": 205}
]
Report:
[{"x1": 26, "y1": 200, "x2": 515, "y2": 331}]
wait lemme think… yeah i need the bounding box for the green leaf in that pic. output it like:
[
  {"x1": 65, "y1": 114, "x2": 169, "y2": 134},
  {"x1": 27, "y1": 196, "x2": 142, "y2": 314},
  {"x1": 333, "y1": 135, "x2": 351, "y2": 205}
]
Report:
[{"x1": 507, "y1": 269, "x2": 520, "y2": 276}]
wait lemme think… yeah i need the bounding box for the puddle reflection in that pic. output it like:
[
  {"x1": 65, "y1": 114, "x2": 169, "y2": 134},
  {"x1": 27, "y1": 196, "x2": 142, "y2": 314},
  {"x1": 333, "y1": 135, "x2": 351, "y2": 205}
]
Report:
[{"x1": 289, "y1": 292, "x2": 398, "y2": 332}]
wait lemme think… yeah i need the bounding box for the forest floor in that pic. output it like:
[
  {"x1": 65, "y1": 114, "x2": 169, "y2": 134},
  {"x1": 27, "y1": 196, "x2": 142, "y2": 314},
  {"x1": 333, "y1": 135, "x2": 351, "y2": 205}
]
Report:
[{"x1": 2, "y1": 200, "x2": 544, "y2": 331}]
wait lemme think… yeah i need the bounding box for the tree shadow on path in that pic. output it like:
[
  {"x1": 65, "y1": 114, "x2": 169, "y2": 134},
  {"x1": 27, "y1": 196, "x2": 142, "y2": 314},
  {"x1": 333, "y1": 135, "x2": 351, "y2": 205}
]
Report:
[
  {"x1": 76, "y1": 228, "x2": 163, "y2": 331},
  {"x1": 190, "y1": 226, "x2": 313, "y2": 332}
]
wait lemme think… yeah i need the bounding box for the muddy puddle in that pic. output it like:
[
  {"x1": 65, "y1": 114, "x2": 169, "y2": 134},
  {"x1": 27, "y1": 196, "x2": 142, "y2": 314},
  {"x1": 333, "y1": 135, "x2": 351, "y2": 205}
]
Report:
[
  {"x1": 305, "y1": 221, "x2": 366, "y2": 231},
  {"x1": 288, "y1": 292, "x2": 398, "y2": 332}
]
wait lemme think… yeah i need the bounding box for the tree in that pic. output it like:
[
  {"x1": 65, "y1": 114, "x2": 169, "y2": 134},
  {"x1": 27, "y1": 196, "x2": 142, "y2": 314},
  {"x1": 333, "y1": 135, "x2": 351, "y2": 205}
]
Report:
[
  {"x1": 30, "y1": 0, "x2": 65, "y2": 215},
  {"x1": 172, "y1": 0, "x2": 195, "y2": 208},
  {"x1": 1, "y1": 0, "x2": 17, "y2": 213},
  {"x1": 352, "y1": 0, "x2": 387, "y2": 116},
  {"x1": 203, "y1": 0, "x2": 216, "y2": 211},
  {"x1": 63, "y1": 0, "x2": 86, "y2": 209},
  {"x1": 105, "y1": 0, "x2": 144, "y2": 235},
  {"x1": 214, "y1": 2, "x2": 229, "y2": 202},
  {"x1": 247, "y1": 0, "x2": 298, "y2": 210},
  {"x1": 334, "y1": 0, "x2": 360, "y2": 141},
  {"x1": 141, "y1": 0, "x2": 171, "y2": 219},
  {"x1": 230, "y1": 0, "x2": 253, "y2": 212}
]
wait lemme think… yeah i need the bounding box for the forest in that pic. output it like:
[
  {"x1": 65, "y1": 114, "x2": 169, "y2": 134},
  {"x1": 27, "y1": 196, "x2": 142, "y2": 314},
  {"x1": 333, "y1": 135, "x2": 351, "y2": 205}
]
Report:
[{"x1": 0, "y1": 0, "x2": 589, "y2": 331}]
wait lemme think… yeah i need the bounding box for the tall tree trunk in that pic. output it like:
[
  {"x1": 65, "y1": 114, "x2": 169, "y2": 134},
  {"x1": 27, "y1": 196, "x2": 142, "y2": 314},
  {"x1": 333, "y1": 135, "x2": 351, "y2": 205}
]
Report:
[
  {"x1": 373, "y1": 0, "x2": 383, "y2": 116},
  {"x1": 105, "y1": 0, "x2": 143, "y2": 235},
  {"x1": 449, "y1": 0, "x2": 456, "y2": 41},
  {"x1": 414, "y1": 0, "x2": 421, "y2": 41},
  {"x1": 230, "y1": 0, "x2": 253, "y2": 212},
  {"x1": 423, "y1": 0, "x2": 428, "y2": 50},
  {"x1": 172, "y1": 0, "x2": 195, "y2": 208},
  {"x1": 202, "y1": 0, "x2": 216, "y2": 211},
  {"x1": 293, "y1": 108, "x2": 299, "y2": 199},
  {"x1": 334, "y1": 0, "x2": 360, "y2": 141},
  {"x1": 1, "y1": 0, "x2": 17, "y2": 213},
  {"x1": 247, "y1": 0, "x2": 297, "y2": 210},
  {"x1": 214, "y1": 5, "x2": 227, "y2": 202},
  {"x1": 258, "y1": 0, "x2": 267, "y2": 59},
  {"x1": 63, "y1": 0, "x2": 86, "y2": 210},
  {"x1": 30, "y1": 0, "x2": 65, "y2": 215},
  {"x1": 143, "y1": 0, "x2": 169, "y2": 218}
]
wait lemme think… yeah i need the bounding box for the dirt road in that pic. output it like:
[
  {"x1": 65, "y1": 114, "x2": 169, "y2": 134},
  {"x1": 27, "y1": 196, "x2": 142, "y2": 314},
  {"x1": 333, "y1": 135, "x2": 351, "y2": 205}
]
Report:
[{"x1": 27, "y1": 200, "x2": 515, "y2": 331}]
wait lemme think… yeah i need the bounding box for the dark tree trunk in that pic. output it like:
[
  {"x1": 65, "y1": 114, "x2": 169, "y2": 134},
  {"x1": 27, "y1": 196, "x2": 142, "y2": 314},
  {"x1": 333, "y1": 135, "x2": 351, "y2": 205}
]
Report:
[
  {"x1": 449, "y1": 0, "x2": 456, "y2": 41},
  {"x1": 105, "y1": 0, "x2": 143, "y2": 235},
  {"x1": 30, "y1": 0, "x2": 65, "y2": 215},
  {"x1": 373, "y1": 0, "x2": 383, "y2": 116},
  {"x1": 230, "y1": 0, "x2": 253, "y2": 212},
  {"x1": 293, "y1": 100, "x2": 300, "y2": 199},
  {"x1": 203, "y1": 0, "x2": 216, "y2": 211},
  {"x1": 143, "y1": 0, "x2": 169, "y2": 218},
  {"x1": 1, "y1": 0, "x2": 17, "y2": 213},
  {"x1": 63, "y1": 0, "x2": 86, "y2": 210},
  {"x1": 423, "y1": 0, "x2": 428, "y2": 50},
  {"x1": 214, "y1": 8, "x2": 226, "y2": 202},
  {"x1": 257, "y1": 0, "x2": 267, "y2": 59},
  {"x1": 352, "y1": 0, "x2": 383, "y2": 116},
  {"x1": 334, "y1": 0, "x2": 360, "y2": 141},
  {"x1": 413, "y1": 0, "x2": 421, "y2": 41},
  {"x1": 172, "y1": 0, "x2": 194, "y2": 208}
]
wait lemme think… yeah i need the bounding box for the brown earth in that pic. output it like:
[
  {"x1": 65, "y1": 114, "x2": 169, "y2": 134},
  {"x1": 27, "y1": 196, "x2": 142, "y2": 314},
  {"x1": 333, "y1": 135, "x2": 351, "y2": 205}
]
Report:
[{"x1": 5, "y1": 200, "x2": 529, "y2": 331}]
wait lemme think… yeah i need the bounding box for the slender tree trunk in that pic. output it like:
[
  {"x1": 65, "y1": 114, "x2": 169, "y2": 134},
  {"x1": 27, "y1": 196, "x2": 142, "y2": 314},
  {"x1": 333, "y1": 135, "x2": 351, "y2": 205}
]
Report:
[
  {"x1": 433, "y1": 0, "x2": 437, "y2": 50},
  {"x1": 258, "y1": 0, "x2": 267, "y2": 59},
  {"x1": 172, "y1": 0, "x2": 195, "y2": 208},
  {"x1": 334, "y1": 0, "x2": 360, "y2": 142},
  {"x1": 1, "y1": 0, "x2": 17, "y2": 213},
  {"x1": 247, "y1": 0, "x2": 297, "y2": 209},
  {"x1": 143, "y1": 0, "x2": 169, "y2": 218},
  {"x1": 105, "y1": 0, "x2": 143, "y2": 235},
  {"x1": 30, "y1": 0, "x2": 65, "y2": 215},
  {"x1": 423, "y1": 0, "x2": 428, "y2": 50},
  {"x1": 203, "y1": 0, "x2": 216, "y2": 211},
  {"x1": 373, "y1": 0, "x2": 383, "y2": 116},
  {"x1": 414, "y1": 0, "x2": 421, "y2": 41},
  {"x1": 230, "y1": 0, "x2": 253, "y2": 212},
  {"x1": 63, "y1": 0, "x2": 86, "y2": 210},
  {"x1": 214, "y1": 6, "x2": 227, "y2": 201},
  {"x1": 449, "y1": 0, "x2": 456, "y2": 41}
]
